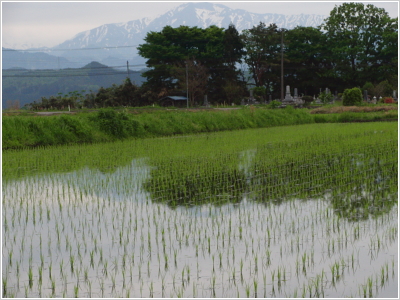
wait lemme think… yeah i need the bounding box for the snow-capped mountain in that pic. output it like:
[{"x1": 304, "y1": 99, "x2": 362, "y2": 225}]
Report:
[
  {"x1": 152, "y1": 3, "x2": 325, "y2": 32},
  {"x1": 4, "y1": 3, "x2": 327, "y2": 69}
]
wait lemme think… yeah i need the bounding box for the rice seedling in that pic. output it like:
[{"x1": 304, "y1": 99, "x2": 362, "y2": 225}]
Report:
[
  {"x1": 28, "y1": 266, "x2": 33, "y2": 289},
  {"x1": 74, "y1": 285, "x2": 79, "y2": 298}
]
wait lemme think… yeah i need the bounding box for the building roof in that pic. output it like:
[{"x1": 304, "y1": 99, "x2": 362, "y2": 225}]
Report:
[{"x1": 160, "y1": 96, "x2": 187, "y2": 101}]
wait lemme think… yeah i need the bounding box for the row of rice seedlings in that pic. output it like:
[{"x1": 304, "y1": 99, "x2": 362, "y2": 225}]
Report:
[
  {"x1": 143, "y1": 129, "x2": 396, "y2": 221},
  {"x1": 3, "y1": 122, "x2": 396, "y2": 182}
]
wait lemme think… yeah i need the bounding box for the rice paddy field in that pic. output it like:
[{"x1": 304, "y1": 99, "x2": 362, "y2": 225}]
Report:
[{"x1": 2, "y1": 122, "x2": 398, "y2": 298}]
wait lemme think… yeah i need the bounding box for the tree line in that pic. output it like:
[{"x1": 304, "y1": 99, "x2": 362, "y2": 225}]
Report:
[
  {"x1": 138, "y1": 2, "x2": 397, "y2": 105},
  {"x1": 26, "y1": 2, "x2": 398, "y2": 109},
  {"x1": 27, "y1": 78, "x2": 156, "y2": 110}
]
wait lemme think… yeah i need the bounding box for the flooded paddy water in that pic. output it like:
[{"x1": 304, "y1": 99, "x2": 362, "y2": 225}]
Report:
[{"x1": 2, "y1": 123, "x2": 398, "y2": 298}]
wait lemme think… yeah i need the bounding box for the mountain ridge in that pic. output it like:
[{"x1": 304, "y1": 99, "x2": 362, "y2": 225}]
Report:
[{"x1": 3, "y1": 2, "x2": 327, "y2": 69}]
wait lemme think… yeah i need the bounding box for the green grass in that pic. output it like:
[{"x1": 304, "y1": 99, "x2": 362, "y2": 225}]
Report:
[{"x1": 3, "y1": 106, "x2": 397, "y2": 150}]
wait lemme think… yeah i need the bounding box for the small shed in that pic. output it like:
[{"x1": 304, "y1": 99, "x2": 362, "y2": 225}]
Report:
[{"x1": 159, "y1": 96, "x2": 188, "y2": 107}]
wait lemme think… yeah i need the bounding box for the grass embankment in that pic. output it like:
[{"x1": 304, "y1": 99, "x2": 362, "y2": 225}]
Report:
[
  {"x1": 2, "y1": 106, "x2": 397, "y2": 149},
  {"x1": 310, "y1": 105, "x2": 398, "y2": 123}
]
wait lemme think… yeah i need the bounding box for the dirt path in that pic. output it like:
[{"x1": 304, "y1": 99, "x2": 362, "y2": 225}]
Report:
[{"x1": 35, "y1": 111, "x2": 76, "y2": 116}]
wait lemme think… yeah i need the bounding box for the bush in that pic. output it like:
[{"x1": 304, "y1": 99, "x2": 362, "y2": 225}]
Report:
[
  {"x1": 342, "y1": 88, "x2": 363, "y2": 106},
  {"x1": 374, "y1": 80, "x2": 393, "y2": 98},
  {"x1": 94, "y1": 108, "x2": 144, "y2": 139},
  {"x1": 382, "y1": 97, "x2": 395, "y2": 103},
  {"x1": 302, "y1": 96, "x2": 313, "y2": 105},
  {"x1": 318, "y1": 91, "x2": 334, "y2": 104},
  {"x1": 251, "y1": 86, "x2": 266, "y2": 101},
  {"x1": 362, "y1": 82, "x2": 374, "y2": 95},
  {"x1": 267, "y1": 100, "x2": 282, "y2": 109}
]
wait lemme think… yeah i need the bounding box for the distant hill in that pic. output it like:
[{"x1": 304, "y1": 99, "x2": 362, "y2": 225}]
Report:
[
  {"x1": 2, "y1": 47, "x2": 75, "y2": 69},
  {"x1": 2, "y1": 61, "x2": 146, "y2": 109}
]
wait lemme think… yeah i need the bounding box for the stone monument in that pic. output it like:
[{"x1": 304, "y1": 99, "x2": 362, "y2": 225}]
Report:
[
  {"x1": 249, "y1": 90, "x2": 255, "y2": 104},
  {"x1": 282, "y1": 85, "x2": 295, "y2": 105},
  {"x1": 203, "y1": 95, "x2": 210, "y2": 107}
]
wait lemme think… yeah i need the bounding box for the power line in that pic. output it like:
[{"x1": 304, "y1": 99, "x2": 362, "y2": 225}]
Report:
[
  {"x1": 2, "y1": 64, "x2": 148, "y2": 78},
  {"x1": 2, "y1": 45, "x2": 140, "y2": 51},
  {"x1": 3, "y1": 73, "x2": 135, "y2": 78},
  {"x1": 4, "y1": 64, "x2": 127, "y2": 72}
]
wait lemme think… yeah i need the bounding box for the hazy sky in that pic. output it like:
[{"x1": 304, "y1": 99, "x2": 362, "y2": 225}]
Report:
[{"x1": 2, "y1": 1, "x2": 398, "y2": 49}]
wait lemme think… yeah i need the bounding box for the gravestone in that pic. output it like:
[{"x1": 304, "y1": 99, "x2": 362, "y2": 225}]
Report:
[
  {"x1": 203, "y1": 95, "x2": 210, "y2": 107},
  {"x1": 293, "y1": 88, "x2": 304, "y2": 105},
  {"x1": 285, "y1": 85, "x2": 292, "y2": 100},
  {"x1": 393, "y1": 90, "x2": 397, "y2": 102},
  {"x1": 249, "y1": 90, "x2": 255, "y2": 104},
  {"x1": 282, "y1": 85, "x2": 295, "y2": 105}
]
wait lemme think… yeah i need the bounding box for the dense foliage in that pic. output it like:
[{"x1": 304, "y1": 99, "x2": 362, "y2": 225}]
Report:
[
  {"x1": 320, "y1": 3, "x2": 398, "y2": 88},
  {"x1": 138, "y1": 25, "x2": 247, "y2": 105},
  {"x1": 342, "y1": 88, "x2": 363, "y2": 106},
  {"x1": 240, "y1": 23, "x2": 282, "y2": 97},
  {"x1": 138, "y1": 2, "x2": 397, "y2": 102}
]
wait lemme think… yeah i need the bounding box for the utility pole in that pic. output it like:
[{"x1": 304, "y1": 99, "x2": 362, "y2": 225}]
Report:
[
  {"x1": 186, "y1": 61, "x2": 189, "y2": 108},
  {"x1": 281, "y1": 28, "x2": 284, "y2": 101},
  {"x1": 126, "y1": 61, "x2": 130, "y2": 79}
]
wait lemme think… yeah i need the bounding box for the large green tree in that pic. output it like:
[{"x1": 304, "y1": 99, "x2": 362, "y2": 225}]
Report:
[
  {"x1": 241, "y1": 22, "x2": 282, "y2": 98},
  {"x1": 208, "y1": 24, "x2": 247, "y2": 104},
  {"x1": 284, "y1": 26, "x2": 337, "y2": 97},
  {"x1": 138, "y1": 25, "x2": 245, "y2": 105},
  {"x1": 320, "y1": 2, "x2": 398, "y2": 88}
]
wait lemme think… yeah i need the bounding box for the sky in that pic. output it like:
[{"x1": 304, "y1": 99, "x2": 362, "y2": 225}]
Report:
[{"x1": 2, "y1": 1, "x2": 399, "y2": 49}]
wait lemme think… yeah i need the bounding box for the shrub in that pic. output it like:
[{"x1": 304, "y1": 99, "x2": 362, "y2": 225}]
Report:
[
  {"x1": 342, "y1": 88, "x2": 363, "y2": 106},
  {"x1": 373, "y1": 80, "x2": 393, "y2": 98},
  {"x1": 251, "y1": 86, "x2": 266, "y2": 101},
  {"x1": 362, "y1": 82, "x2": 375, "y2": 95},
  {"x1": 382, "y1": 97, "x2": 395, "y2": 103},
  {"x1": 318, "y1": 91, "x2": 334, "y2": 104},
  {"x1": 93, "y1": 108, "x2": 144, "y2": 139},
  {"x1": 302, "y1": 96, "x2": 313, "y2": 105},
  {"x1": 267, "y1": 100, "x2": 281, "y2": 109}
]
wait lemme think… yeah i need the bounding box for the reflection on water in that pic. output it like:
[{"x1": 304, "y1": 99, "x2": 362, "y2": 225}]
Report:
[
  {"x1": 2, "y1": 156, "x2": 398, "y2": 298},
  {"x1": 238, "y1": 149, "x2": 257, "y2": 182}
]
